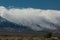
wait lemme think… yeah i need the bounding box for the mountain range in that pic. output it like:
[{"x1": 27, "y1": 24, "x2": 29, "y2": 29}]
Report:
[{"x1": 0, "y1": 16, "x2": 60, "y2": 35}]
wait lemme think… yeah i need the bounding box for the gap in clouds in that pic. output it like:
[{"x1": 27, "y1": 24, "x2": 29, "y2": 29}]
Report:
[{"x1": 0, "y1": 6, "x2": 60, "y2": 31}]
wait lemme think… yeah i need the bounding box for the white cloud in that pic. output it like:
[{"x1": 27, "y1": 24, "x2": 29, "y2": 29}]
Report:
[{"x1": 0, "y1": 6, "x2": 60, "y2": 31}]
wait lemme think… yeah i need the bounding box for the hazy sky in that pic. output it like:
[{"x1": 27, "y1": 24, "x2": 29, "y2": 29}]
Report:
[{"x1": 0, "y1": 0, "x2": 60, "y2": 10}]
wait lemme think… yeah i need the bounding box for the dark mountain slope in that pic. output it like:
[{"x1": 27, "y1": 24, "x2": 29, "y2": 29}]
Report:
[{"x1": 0, "y1": 16, "x2": 35, "y2": 33}]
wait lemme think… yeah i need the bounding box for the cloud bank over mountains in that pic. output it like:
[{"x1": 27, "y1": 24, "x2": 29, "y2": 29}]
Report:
[{"x1": 0, "y1": 6, "x2": 60, "y2": 31}]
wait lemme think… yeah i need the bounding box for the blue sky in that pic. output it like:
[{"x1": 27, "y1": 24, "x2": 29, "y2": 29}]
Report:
[{"x1": 0, "y1": 0, "x2": 60, "y2": 10}]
